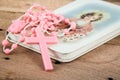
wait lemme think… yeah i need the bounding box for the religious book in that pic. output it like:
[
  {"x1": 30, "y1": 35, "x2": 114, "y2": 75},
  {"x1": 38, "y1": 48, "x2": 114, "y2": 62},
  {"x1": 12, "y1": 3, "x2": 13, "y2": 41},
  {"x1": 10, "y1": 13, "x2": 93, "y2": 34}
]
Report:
[{"x1": 7, "y1": 0, "x2": 120, "y2": 62}]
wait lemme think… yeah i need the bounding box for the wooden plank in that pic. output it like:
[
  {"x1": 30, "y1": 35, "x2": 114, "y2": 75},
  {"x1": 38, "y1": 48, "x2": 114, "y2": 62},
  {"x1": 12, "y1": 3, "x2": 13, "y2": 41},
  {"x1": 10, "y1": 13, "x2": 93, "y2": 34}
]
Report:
[
  {"x1": 0, "y1": 0, "x2": 73, "y2": 12},
  {"x1": 106, "y1": 35, "x2": 120, "y2": 46}
]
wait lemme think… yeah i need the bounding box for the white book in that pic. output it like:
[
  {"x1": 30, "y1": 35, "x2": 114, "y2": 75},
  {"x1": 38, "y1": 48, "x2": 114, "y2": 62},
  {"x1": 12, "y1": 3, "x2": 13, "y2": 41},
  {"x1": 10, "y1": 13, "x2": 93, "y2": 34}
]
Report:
[{"x1": 7, "y1": 0, "x2": 120, "y2": 62}]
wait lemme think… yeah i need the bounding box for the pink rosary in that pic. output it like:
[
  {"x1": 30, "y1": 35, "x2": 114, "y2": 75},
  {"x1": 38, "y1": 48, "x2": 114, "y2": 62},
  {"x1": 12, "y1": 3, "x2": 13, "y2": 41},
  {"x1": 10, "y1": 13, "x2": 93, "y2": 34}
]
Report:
[{"x1": 2, "y1": 4, "x2": 77, "y2": 71}]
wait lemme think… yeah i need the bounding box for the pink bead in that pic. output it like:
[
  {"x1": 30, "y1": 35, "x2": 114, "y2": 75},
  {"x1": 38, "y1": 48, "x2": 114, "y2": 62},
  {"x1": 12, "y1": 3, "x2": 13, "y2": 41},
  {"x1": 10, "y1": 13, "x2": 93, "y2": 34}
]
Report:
[
  {"x1": 43, "y1": 18, "x2": 47, "y2": 22},
  {"x1": 31, "y1": 34, "x2": 36, "y2": 37},
  {"x1": 40, "y1": 21, "x2": 45, "y2": 25},
  {"x1": 47, "y1": 22, "x2": 53, "y2": 26},
  {"x1": 49, "y1": 26, "x2": 55, "y2": 31},
  {"x1": 31, "y1": 28, "x2": 36, "y2": 33},
  {"x1": 54, "y1": 22, "x2": 58, "y2": 25},
  {"x1": 2, "y1": 40, "x2": 9, "y2": 46},
  {"x1": 46, "y1": 16, "x2": 52, "y2": 20},
  {"x1": 56, "y1": 14, "x2": 62, "y2": 18},
  {"x1": 64, "y1": 29, "x2": 69, "y2": 34},
  {"x1": 70, "y1": 22, "x2": 76, "y2": 30},
  {"x1": 52, "y1": 17, "x2": 57, "y2": 20},
  {"x1": 41, "y1": 6, "x2": 46, "y2": 11},
  {"x1": 24, "y1": 13, "x2": 29, "y2": 18},
  {"x1": 20, "y1": 30, "x2": 27, "y2": 36},
  {"x1": 58, "y1": 16, "x2": 64, "y2": 22},
  {"x1": 32, "y1": 3, "x2": 39, "y2": 8},
  {"x1": 4, "y1": 48, "x2": 11, "y2": 54},
  {"x1": 46, "y1": 11, "x2": 54, "y2": 16},
  {"x1": 59, "y1": 16, "x2": 64, "y2": 20},
  {"x1": 50, "y1": 32, "x2": 57, "y2": 36},
  {"x1": 32, "y1": 17, "x2": 37, "y2": 21},
  {"x1": 30, "y1": 22, "x2": 35, "y2": 26},
  {"x1": 64, "y1": 18, "x2": 70, "y2": 24},
  {"x1": 34, "y1": 12, "x2": 40, "y2": 17},
  {"x1": 54, "y1": 20, "x2": 59, "y2": 25},
  {"x1": 12, "y1": 44, "x2": 18, "y2": 49},
  {"x1": 27, "y1": 9, "x2": 33, "y2": 14},
  {"x1": 19, "y1": 37, "x2": 25, "y2": 42},
  {"x1": 43, "y1": 25, "x2": 48, "y2": 30},
  {"x1": 49, "y1": 11, "x2": 54, "y2": 16}
]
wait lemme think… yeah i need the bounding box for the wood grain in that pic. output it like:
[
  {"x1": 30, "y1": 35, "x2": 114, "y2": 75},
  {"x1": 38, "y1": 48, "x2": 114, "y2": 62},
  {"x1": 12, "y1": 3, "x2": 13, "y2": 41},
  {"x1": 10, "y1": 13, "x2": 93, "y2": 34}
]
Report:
[{"x1": 0, "y1": 0, "x2": 120, "y2": 80}]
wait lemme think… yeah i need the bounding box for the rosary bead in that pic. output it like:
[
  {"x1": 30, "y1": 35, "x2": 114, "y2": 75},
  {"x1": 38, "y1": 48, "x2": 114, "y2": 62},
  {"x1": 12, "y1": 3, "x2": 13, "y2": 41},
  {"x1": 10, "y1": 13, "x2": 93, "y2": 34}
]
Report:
[
  {"x1": 19, "y1": 37, "x2": 25, "y2": 42},
  {"x1": 70, "y1": 22, "x2": 76, "y2": 30},
  {"x1": 2, "y1": 40, "x2": 9, "y2": 46},
  {"x1": 12, "y1": 44, "x2": 18, "y2": 49},
  {"x1": 32, "y1": 3, "x2": 39, "y2": 8},
  {"x1": 31, "y1": 27, "x2": 36, "y2": 33},
  {"x1": 41, "y1": 6, "x2": 46, "y2": 11},
  {"x1": 4, "y1": 48, "x2": 11, "y2": 54},
  {"x1": 20, "y1": 30, "x2": 27, "y2": 36}
]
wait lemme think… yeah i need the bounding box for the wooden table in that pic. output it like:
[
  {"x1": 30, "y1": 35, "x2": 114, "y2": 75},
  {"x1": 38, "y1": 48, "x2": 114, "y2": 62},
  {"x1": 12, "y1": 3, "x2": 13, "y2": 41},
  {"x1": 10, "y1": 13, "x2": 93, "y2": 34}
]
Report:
[{"x1": 0, "y1": 0, "x2": 120, "y2": 80}]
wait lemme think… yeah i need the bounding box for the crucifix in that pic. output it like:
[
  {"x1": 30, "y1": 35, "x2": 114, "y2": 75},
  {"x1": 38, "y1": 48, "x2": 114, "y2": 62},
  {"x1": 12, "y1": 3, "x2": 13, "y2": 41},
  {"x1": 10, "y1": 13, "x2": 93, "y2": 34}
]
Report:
[{"x1": 25, "y1": 27, "x2": 58, "y2": 71}]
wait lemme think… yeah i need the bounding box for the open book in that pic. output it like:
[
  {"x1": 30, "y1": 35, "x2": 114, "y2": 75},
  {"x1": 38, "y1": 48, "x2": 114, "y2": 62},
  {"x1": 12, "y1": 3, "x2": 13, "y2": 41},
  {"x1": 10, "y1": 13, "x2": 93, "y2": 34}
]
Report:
[{"x1": 7, "y1": 0, "x2": 120, "y2": 62}]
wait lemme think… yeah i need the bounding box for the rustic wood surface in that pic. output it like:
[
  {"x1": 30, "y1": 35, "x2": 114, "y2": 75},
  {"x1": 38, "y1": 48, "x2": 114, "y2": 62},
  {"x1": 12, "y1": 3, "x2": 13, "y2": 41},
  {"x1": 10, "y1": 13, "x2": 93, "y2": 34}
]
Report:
[{"x1": 0, "y1": 0, "x2": 120, "y2": 80}]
